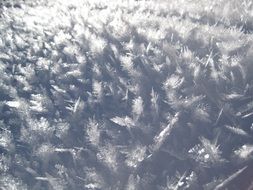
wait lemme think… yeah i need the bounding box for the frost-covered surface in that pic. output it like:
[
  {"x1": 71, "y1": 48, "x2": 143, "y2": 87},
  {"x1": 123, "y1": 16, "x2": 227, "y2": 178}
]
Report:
[{"x1": 1, "y1": 0, "x2": 253, "y2": 189}]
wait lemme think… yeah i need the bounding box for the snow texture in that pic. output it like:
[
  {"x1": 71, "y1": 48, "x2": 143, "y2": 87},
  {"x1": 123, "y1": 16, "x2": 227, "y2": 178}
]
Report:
[{"x1": 0, "y1": 0, "x2": 253, "y2": 189}]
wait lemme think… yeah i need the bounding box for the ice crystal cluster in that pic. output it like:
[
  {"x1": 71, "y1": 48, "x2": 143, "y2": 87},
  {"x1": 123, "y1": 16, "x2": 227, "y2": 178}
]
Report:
[{"x1": 1, "y1": 0, "x2": 253, "y2": 189}]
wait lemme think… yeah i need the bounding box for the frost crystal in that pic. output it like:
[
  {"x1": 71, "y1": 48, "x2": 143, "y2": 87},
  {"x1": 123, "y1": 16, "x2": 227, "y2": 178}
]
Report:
[
  {"x1": 132, "y1": 96, "x2": 144, "y2": 120},
  {"x1": 0, "y1": 0, "x2": 253, "y2": 189},
  {"x1": 188, "y1": 137, "x2": 225, "y2": 167}
]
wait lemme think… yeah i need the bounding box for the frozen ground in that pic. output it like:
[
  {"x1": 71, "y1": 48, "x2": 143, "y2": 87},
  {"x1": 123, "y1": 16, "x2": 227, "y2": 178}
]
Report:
[{"x1": 1, "y1": 0, "x2": 253, "y2": 189}]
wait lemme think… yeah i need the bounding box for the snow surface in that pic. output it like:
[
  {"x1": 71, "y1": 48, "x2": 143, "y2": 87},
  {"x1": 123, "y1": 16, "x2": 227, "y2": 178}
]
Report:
[{"x1": 1, "y1": 0, "x2": 253, "y2": 189}]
